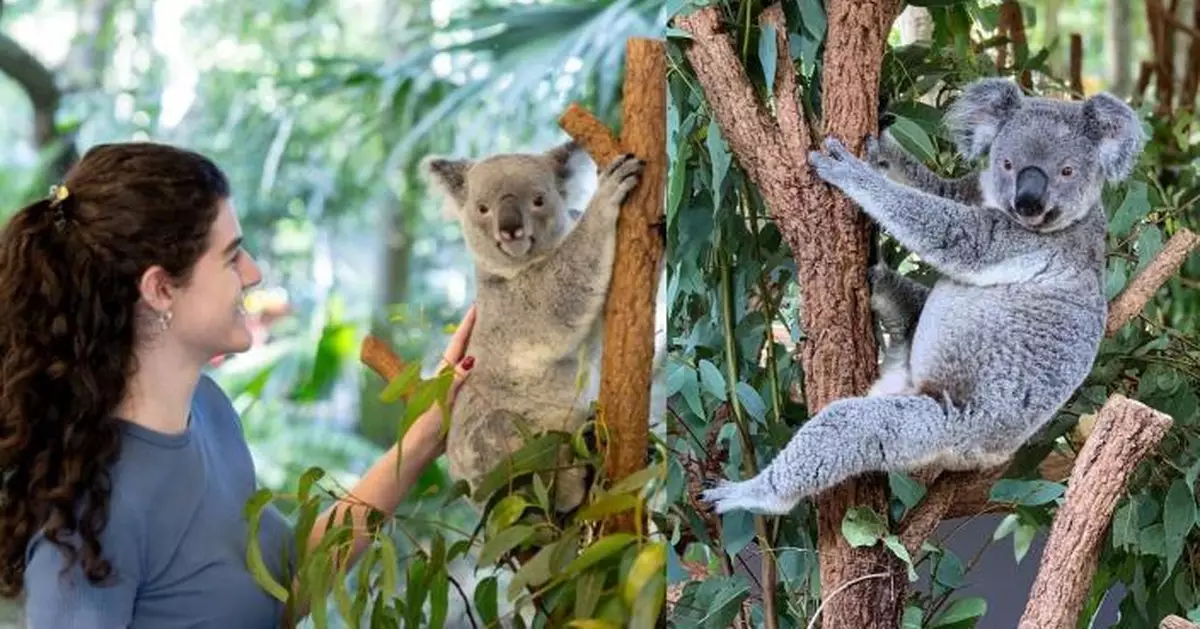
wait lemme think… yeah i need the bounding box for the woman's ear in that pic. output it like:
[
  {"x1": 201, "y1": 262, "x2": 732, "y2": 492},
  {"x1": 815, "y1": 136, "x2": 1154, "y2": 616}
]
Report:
[{"x1": 137, "y1": 264, "x2": 176, "y2": 315}]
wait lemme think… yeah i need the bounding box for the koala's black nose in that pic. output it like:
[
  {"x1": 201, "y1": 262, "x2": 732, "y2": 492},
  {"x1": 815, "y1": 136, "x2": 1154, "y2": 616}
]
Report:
[
  {"x1": 1014, "y1": 166, "x2": 1048, "y2": 217},
  {"x1": 497, "y1": 205, "x2": 524, "y2": 241}
]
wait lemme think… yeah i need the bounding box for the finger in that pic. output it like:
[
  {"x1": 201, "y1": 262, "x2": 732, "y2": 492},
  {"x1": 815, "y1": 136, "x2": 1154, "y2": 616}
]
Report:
[
  {"x1": 444, "y1": 306, "x2": 477, "y2": 364},
  {"x1": 449, "y1": 355, "x2": 475, "y2": 396}
]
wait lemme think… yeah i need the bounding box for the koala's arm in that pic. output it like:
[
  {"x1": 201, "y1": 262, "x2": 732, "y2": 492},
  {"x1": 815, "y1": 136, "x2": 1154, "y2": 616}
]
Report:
[
  {"x1": 811, "y1": 138, "x2": 1049, "y2": 286},
  {"x1": 870, "y1": 136, "x2": 982, "y2": 205},
  {"x1": 526, "y1": 154, "x2": 644, "y2": 327}
]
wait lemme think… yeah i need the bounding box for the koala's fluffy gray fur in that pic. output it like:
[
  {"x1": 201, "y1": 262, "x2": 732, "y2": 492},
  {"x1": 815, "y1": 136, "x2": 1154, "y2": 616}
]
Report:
[
  {"x1": 423, "y1": 143, "x2": 657, "y2": 513},
  {"x1": 702, "y1": 78, "x2": 1146, "y2": 515}
]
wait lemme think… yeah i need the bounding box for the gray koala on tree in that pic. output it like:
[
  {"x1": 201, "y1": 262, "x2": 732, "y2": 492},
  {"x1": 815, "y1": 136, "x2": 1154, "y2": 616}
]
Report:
[
  {"x1": 422, "y1": 142, "x2": 647, "y2": 513},
  {"x1": 702, "y1": 78, "x2": 1146, "y2": 515}
]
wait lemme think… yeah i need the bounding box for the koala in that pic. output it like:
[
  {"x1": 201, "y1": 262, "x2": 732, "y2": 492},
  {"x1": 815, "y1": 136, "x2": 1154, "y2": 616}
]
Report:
[
  {"x1": 422, "y1": 142, "x2": 661, "y2": 513},
  {"x1": 701, "y1": 78, "x2": 1146, "y2": 515}
]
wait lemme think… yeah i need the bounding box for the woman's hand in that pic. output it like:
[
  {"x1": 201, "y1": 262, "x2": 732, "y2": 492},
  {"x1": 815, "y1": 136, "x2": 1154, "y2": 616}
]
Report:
[{"x1": 401, "y1": 306, "x2": 477, "y2": 458}]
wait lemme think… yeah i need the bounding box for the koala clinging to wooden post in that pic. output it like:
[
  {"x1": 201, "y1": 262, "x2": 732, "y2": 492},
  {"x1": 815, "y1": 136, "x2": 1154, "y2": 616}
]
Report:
[
  {"x1": 422, "y1": 142, "x2": 653, "y2": 513},
  {"x1": 702, "y1": 78, "x2": 1146, "y2": 515}
]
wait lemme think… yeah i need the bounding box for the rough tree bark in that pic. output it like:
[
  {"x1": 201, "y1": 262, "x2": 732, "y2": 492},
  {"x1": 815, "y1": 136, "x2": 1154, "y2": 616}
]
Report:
[
  {"x1": 558, "y1": 37, "x2": 667, "y2": 534},
  {"x1": 674, "y1": 1, "x2": 907, "y2": 626},
  {"x1": 1018, "y1": 395, "x2": 1173, "y2": 628}
]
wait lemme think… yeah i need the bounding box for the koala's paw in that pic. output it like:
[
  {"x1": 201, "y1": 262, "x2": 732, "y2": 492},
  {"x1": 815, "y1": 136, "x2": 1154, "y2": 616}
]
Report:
[
  {"x1": 808, "y1": 137, "x2": 870, "y2": 191},
  {"x1": 699, "y1": 477, "x2": 799, "y2": 516},
  {"x1": 597, "y1": 153, "x2": 646, "y2": 207}
]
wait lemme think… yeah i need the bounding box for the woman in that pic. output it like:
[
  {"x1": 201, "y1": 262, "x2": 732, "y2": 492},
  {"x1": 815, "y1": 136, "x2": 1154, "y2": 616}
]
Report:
[{"x1": 0, "y1": 142, "x2": 475, "y2": 627}]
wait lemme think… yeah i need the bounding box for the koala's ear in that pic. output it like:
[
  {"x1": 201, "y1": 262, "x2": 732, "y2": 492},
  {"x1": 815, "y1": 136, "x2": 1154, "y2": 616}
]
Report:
[
  {"x1": 944, "y1": 78, "x2": 1024, "y2": 160},
  {"x1": 421, "y1": 155, "x2": 473, "y2": 205},
  {"x1": 544, "y1": 141, "x2": 584, "y2": 181},
  {"x1": 1082, "y1": 92, "x2": 1146, "y2": 182}
]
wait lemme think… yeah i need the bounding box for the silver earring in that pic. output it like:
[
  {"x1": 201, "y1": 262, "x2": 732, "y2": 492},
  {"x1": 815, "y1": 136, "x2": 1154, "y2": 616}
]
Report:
[{"x1": 159, "y1": 310, "x2": 173, "y2": 331}]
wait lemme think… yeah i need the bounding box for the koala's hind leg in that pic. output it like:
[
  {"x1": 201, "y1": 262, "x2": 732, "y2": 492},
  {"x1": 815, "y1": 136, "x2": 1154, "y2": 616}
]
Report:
[
  {"x1": 867, "y1": 265, "x2": 930, "y2": 397},
  {"x1": 701, "y1": 394, "x2": 971, "y2": 515}
]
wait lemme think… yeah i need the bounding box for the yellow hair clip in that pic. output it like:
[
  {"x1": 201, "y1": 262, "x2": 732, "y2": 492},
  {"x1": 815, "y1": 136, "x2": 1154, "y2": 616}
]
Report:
[{"x1": 48, "y1": 184, "x2": 69, "y2": 207}]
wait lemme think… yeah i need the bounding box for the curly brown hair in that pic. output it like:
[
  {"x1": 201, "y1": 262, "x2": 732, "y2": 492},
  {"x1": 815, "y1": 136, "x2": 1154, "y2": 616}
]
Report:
[{"x1": 0, "y1": 142, "x2": 229, "y2": 598}]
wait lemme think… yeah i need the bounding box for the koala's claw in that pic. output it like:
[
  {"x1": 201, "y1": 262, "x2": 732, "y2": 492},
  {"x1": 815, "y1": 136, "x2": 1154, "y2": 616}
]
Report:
[
  {"x1": 599, "y1": 153, "x2": 645, "y2": 205},
  {"x1": 700, "y1": 477, "x2": 799, "y2": 515}
]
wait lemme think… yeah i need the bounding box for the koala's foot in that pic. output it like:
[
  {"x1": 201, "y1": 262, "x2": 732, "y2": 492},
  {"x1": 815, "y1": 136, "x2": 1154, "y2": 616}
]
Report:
[
  {"x1": 699, "y1": 476, "x2": 800, "y2": 516},
  {"x1": 596, "y1": 153, "x2": 645, "y2": 207}
]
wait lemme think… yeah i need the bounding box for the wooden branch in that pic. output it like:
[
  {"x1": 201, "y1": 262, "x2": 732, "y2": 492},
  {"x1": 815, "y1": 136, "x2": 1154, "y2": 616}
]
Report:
[
  {"x1": 559, "y1": 103, "x2": 622, "y2": 166},
  {"x1": 901, "y1": 226, "x2": 1199, "y2": 535},
  {"x1": 1181, "y1": 0, "x2": 1200, "y2": 110},
  {"x1": 1069, "y1": 34, "x2": 1083, "y2": 99},
  {"x1": 360, "y1": 335, "x2": 406, "y2": 381},
  {"x1": 1135, "y1": 60, "x2": 1156, "y2": 105},
  {"x1": 1148, "y1": 0, "x2": 1175, "y2": 115},
  {"x1": 1161, "y1": 615, "x2": 1200, "y2": 629},
  {"x1": 556, "y1": 37, "x2": 666, "y2": 533},
  {"x1": 1107, "y1": 228, "x2": 1200, "y2": 335},
  {"x1": 1018, "y1": 395, "x2": 1173, "y2": 629},
  {"x1": 999, "y1": 1, "x2": 1032, "y2": 89}
]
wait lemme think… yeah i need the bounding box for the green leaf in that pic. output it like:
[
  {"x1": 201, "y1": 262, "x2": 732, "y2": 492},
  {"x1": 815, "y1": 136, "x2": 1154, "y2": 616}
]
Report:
[
  {"x1": 243, "y1": 489, "x2": 289, "y2": 602},
  {"x1": 989, "y1": 479, "x2": 1065, "y2": 506},
  {"x1": 629, "y1": 572, "x2": 667, "y2": 629},
  {"x1": 608, "y1": 463, "x2": 664, "y2": 496},
  {"x1": 573, "y1": 571, "x2": 606, "y2": 619},
  {"x1": 721, "y1": 510, "x2": 756, "y2": 558},
  {"x1": 1112, "y1": 499, "x2": 1139, "y2": 550},
  {"x1": 889, "y1": 472, "x2": 927, "y2": 509},
  {"x1": 706, "y1": 120, "x2": 731, "y2": 206},
  {"x1": 702, "y1": 579, "x2": 752, "y2": 628},
  {"x1": 565, "y1": 534, "x2": 639, "y2": 577},
  {"x1": 623, "y1": 543, "x2": 667, "y2": 606},
  {"x1": 758, "y1": 23, "x2": 778, "y2": 99},
  {"x1": 734, "y1": 382, "x2": 767, "y2": 422},
  {"x1": 1109, "y1": 181, "x2": 1151, "y2": 237},
  {"x1": 472, "y1": 432, "x2": 571, "y2": 502},
  {"x1": 1014, "y1": 520, "x2": 1036, "y2": 563},
  {"x1": 1164, "y1": 479, "x2": 1196, "y2": 574},
  {"x1": 427, "y1": 567, "x2": 449, "y2": 629},
  {"x1": 888, "y1": 115, "x2": 938, "y2": 163},
  {"x1": 902, "y1": 606, "x2": 924, "y2": 629},
  {"x1": 478, "y1": 525, "x2": 536, "y2": 567},
  {"x1": 698, "y1": 359, "x2": 728, "y2": 401},
  {"x1": 882, "y1": 534, "x2": 917, "y2": 581},
  {"x1": 933, "y1": 596, "x2": 988, "y2": 626},
  {"x1": 379, "y1": 535, "x2": 400, "y2": 596},
  {"x1": 489, "y1": 495, "x2": 531, "y2": 533},
  {"x1": 841, "y1": 506, "x2": 888, "y2": 547},
  {"x1": 474, "y1": 576, "x2": 499, "y2": 625},
  {"x1": 576, "y1": 493, "x2": 640, "y2": 521},
  {"x1": 379, "y1": 362, "x2": 421, "y2": 404},
  {"x1": 993, "y1": 513, "x2": 1020, "y2": 541},
  {"x1": 1134, "y1": 224, "x2": 1165, "y2": 275},
  {"x1": 297, "y1": 467, "x2": 325, "y2": 504},
  {"x1": 933, "y1": 548, "x2": 965, "y2": 590},
  {"x1": 794, "y1": 0, "x2": 827, "y2": 40}
]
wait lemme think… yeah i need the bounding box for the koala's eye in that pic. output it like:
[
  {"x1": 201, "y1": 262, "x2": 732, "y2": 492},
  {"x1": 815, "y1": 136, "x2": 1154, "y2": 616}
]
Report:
[
  {"x1": 478, "y1": 204, "x2": 489, "y2": 215},
  {"x1": 1002, "y1": 159, "x2": 1013, "y2": 171},
  {"x1": 533, "y1": 195, "x2": 545, "y2": 207},
  {"x1": 1061, "y1": 166, "x2": 1074, "y2": 177}
]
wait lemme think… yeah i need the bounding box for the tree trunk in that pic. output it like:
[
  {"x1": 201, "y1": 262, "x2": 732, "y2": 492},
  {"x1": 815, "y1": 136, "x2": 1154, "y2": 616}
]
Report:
[
  {"x1": 811, "y1": 2, "x2": 907, "y2": 627},
  {"x1": 1108, "y1": 0, "x2": 1134, "y2": 96}
]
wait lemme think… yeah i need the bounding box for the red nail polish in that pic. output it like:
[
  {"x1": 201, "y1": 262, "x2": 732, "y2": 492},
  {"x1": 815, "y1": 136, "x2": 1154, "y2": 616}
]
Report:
[{"x1": 461, "y1": 356, "x2": 475, "y2": 370}]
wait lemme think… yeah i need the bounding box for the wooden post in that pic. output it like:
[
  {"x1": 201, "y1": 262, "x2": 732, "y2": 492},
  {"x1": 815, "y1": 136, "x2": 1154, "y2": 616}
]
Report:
[
  {"x1": 1069, "y1": 34, "x2": 1084, "y2": 99},
  {"x1": 558, "y1": 37, "x2": 667, "y2": 533}
]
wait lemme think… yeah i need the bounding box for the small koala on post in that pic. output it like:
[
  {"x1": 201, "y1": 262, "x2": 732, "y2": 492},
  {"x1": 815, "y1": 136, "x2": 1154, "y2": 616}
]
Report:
[
  {"x1": 702, "y1": 78, "x2": 1146, "y2": 515},
  {"x1": 422, "y1": 142, "x2": 646, "y2": 513}
]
